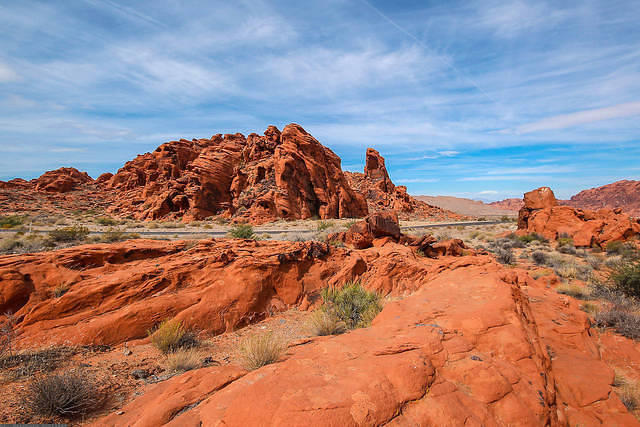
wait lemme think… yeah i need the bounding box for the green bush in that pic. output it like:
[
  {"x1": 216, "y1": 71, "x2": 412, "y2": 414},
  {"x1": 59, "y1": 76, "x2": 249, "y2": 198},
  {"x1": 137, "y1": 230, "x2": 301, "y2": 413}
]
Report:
[
  {"x1": 47, "y1": 226, "x2": 89, "y2": 243},
  {"x1": 321, "y1": 281, "x2": 382, "y2": 329},
  {"x1": 95, "y1": 217, "x2": 118, "y2": 226},
  {"x1": 519, "y1": 233, "x2": 548, "y2": 244},
  {"x1": 0, "y1": 215, "x2": 25, "y2": 229},
  {"x1": 606, "y1": 241, "x2": 637, "y2": 259},
  {"x1": 316, "y1": 220, "x2": 334, "y2": 231},
  {"x1": 557, "y1": 237, "x2": 574, "y2": 247},
  {"x1": 228, "y1": 224, "x2": 256, "y2": 239},
  {"x1": 610, "y1": 260, "x2": 640, "y2": 299}
]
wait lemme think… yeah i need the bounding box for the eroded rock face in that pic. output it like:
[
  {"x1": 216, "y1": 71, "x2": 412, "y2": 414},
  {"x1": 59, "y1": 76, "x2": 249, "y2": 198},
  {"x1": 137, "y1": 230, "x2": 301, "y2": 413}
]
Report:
[
  {"x1": 103, "y1": 124, "x2": 367, "y2": 223},
  {"x1": 518, "y1": 187, "x2": 640, "y2": 247},
  {"x1": 33, "y1": 167, "x2": 93, "y2": 193},
  {"x1": 345, "y1": 149, "x2": 464, "y2": 221}
]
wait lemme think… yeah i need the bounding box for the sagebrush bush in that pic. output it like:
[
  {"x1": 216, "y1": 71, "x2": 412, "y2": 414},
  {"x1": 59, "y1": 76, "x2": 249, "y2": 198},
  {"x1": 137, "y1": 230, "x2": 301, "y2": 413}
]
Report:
[
  {"x1": 228, "y1": 224, "x2": 256, "y2": 239},
  {"x1": 25, "y1": 370, "x2": 100, "y2": 418},
  {"x1": 531, "y1": 251, "x2": 547, "y2": 265},
  {"x1": 519, "y1": 233, "x2": 548, "y2": 244},
  {"x1": 307, "y1": 310, "x2": 346, "y2": 336},
  {"x1": 595, "y1": 307, "x2": 640, "y2": 339},
  {"x1": 238, "y1": 332, "x2": 284, "y2": 370},
  {"x1": 48, "y1": 225, "x2": 89, "y2": 243},
  {"x1": 149, "y1": 319, "x2": 198, "y2": 354},
  {"x1": 496, "y1": 248, "x2": 515, "y2": 265},
  {"x1": 606, "y1": 241, "x2": 638, "y2": 259},
  {"x1": 165, "y1": 349, "x2": 201, "y2": 372},
  {"x1": 321, "y1": 281, "x2": 382, "y2": 329}
]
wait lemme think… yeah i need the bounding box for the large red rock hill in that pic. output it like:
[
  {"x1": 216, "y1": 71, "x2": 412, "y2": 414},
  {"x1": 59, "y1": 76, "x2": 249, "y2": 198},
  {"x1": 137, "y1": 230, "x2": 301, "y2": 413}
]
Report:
[
  {"x1": 104, "y1": 124, "x2": 368, "y2": 223},
  {"x1": 565, "y1": 180, "x2": 640, "y2": 217}
]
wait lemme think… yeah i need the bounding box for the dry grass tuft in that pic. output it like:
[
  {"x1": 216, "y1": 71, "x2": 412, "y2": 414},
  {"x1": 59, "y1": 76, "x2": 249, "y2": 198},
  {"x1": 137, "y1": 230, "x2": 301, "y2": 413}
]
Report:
[
  {"x1": 165, "y1": 349, "x2": 201, "y2": 372},
  {"x1": 556, "y1": 283, "x2": 591, "y2": 299},
  {"x1": 24, "y1": 370, "x2": 101, "y2": 419},
  {"x1": 307, "y1": 310, "x2": 347, "y2": 336},
  {"x1": 149, "y1": 319, "x2": 198, "y2": 354},
  {"x1": 238, "y1": 332, "x2": 285, "y2": 371}
]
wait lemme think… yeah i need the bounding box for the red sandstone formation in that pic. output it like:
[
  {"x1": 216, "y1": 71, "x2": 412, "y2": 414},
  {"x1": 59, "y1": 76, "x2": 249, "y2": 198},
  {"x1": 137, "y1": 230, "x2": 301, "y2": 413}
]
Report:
[
  {"x1": 566, "y1": 179, "x2": 640, "y2": 217},
  {"x1": 489, "y1": 198, "x2": 524, "y2": 211},
  {"x1": 33, "y1": 167, "x2": 93, "y2": 193},
  {"x1": 103, "y1": 124, "x2": 367, "y2": 223},
  {"x1": 518, "y1": 187, "x2": 640, "y2": 247},
  {"x1": 345, "y1": 149, "x2": 464, "y2": 221},
  {"x1": 328, "y1": 212, "x2": 469, "y2": 256},
  {"x1": 1, "y1": 237, "x2": 638, "y2": 424}
]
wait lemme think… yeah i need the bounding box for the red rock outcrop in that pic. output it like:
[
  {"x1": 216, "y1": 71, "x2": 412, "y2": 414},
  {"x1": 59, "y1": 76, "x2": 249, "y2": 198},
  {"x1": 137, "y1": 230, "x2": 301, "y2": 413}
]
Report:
[
  {"x1": 33, "y1": 167, "x2": 93, "y2": 193},
  {"x1": 566, "y1": 179, "x2": 640, "y2": 217},
  {"x1": 518, "y1": 187, "x2": 640, "y2": 247},
  {"x1": 2, "y1": 237, "x2": 639, "y2": 425},
  {"x1": 103, "y1": 124, "x2": 367, "y2": 223},
  {"x1": 345, "y1": 149, "x2": 465, "y2": 221}
]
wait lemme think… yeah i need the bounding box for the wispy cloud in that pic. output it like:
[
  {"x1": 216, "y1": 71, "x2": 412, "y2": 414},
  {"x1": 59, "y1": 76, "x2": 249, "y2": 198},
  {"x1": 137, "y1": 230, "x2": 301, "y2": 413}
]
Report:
[
  {"x1": 0, "y1": 62, "x2": 18, "y2": 82},
  {"x1": 508, "y1": 101, "x2": 640, "y2": 134}
]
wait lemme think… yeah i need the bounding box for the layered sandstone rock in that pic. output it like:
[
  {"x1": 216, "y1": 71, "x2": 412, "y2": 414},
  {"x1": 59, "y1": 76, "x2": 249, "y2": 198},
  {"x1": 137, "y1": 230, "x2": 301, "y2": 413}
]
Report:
[
  {"x1": 489, "y1": 198, "x2": 524, "y2": 211},
  {"x1": 103, "y1": 124, "x2": 367, "y2": 223},
  {"x1": 518, "y1": 187, "x2": 640, "y2": 247},
  {"x1": 345, "y1": 149, "x2": 465, "y2": 221},
  {"x1": 2, "y1": 237, "x2": 639, "y2": 424}
]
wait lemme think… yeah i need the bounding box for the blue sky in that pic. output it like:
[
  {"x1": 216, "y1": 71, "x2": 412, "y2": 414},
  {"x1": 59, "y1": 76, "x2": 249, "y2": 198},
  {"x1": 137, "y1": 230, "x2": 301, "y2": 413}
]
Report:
[{"x1": 0, "y1": 0, "x2": 639, "y2": 201}]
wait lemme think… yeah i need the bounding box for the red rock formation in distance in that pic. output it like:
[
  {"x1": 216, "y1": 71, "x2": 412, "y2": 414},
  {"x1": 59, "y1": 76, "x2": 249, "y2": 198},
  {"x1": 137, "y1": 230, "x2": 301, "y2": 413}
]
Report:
[
  {"x1": 345, "y1": 148, "x2": 465, "y2": 221},
  {"x1": 517, "y1": 186, "x2": 640, "y2": 247},
  {"x1": 104, "y1": 124, "x2": 368, "y2": 223},
  {"x1": 565, "y1": 179, "x2": 640, "y2": 217}
]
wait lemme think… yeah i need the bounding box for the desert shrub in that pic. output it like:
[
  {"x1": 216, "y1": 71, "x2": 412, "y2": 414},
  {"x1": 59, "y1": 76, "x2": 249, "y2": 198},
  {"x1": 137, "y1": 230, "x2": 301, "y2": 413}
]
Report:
[
  {"x1": 617, "y1": 380, "x2": 640, "y2": 411},
  {"x1": 595, "y1": 307, "x2": 640, "y2": 339},
  {"x1": 519, "y1": 233, "x2": 548, "y2": 244},
  {"x1": 238, "y1": 332, "x2": 284, "y2": 370},
  {"x1": 228, "y1": 224, "x2": 256, "y2": 239},
  {"x1": 0, "y1": 237, "x2": 22, "y2": 253},
  {"x1": 24, "y1": 370, "x2": 101, "y2": 418},
  {"x1": 52, "y1": 284, "x2": 70, "y2": 298},
  {"x1": 0, "y1": 312, "x2": 18, "y2": 358},
  {"x1": 586, "y1": 255, "x2": 603, "y2": 270},
  {"x1": 477, "y1": 217, "x2": 487, "y2": 222},
  {"x1": 0, "y1": 215, "x2": 25, "y2": 229},
  {"x1": 99, "y1": 228, "x2": 140, "y2": 243},
  {"x1": 558, "y1": 245, "x2": 577, "y2": 255},
  {"x1": 307, "y1": 310, "x2": 346, "y2": 336},
  {"x1": 609, "y1": 260, "x2": 640, "y2": 298},
  {"x1": 579, "y1": 302, "x2": 599, "y2": 315},
  {"x1": 321, "y1": 281, "x2": 382, "y2": 329},
  {"x1": 328, "y1": 240, "x2": 345, "y2": 248},
  {"x1": 531, "y1": 251, "x2": 548, "y2": 265},
  {"x1": 165, "y1": 349, "x2": 201, "y2": 372},
  {"x1": 606, "y1": 241, "x2": 637, "y2": 259},
  {"x1": 95, "y1": 216, "x2": 118, "y2": 226},
  {"x1": 469, "y1": 231, "x2": 481, "y2": 239},
  {"x1": 317, "y1": 220, "x2": 334, "y2": 231},
  {"x1": 496, "y1": 248, "x2": 515, "y2": 265},
  {"x1": 47, "y1": 225, "x2": 89, "y2": 243},
  {"x1": 556, "y1": 283, "x2": 590, "y2": 299},
  {"x1": 149, "y1": 319, "x2": 198, "y2": 354}
]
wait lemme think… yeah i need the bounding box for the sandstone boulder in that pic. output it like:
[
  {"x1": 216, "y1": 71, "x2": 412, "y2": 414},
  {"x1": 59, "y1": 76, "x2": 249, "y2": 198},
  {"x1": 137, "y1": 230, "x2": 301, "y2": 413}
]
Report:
[{"x1": 517, "y1": 187, "x2": 640, "y2": 247}]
